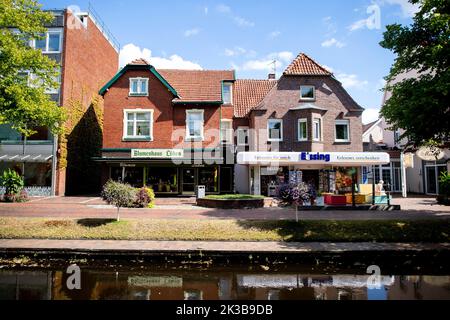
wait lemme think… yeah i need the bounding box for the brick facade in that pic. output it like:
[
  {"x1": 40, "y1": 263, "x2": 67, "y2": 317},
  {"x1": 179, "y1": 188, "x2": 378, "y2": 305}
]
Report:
[
  {"x1": 248, "y1": 76, "x2": 363, "y2": 153},
  {"x1": 56, "y1": 10, "x2": 119, "y2": 195}
]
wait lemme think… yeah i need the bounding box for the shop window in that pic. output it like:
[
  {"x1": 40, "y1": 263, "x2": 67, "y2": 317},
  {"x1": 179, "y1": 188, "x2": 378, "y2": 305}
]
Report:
[
  {"x1": 300, "y1": 85, "x2": 315, "y2": 100},
  {"x1": 123, "y1": 167, "x2": 144, "y2": 188},
  {"x1": 24, "y1": 163, "x2": 52, "y2": 187},
  {"x1": 123, "y1": 110, "x2": 153, "y2": 140},
  {"x1": 335, "y1": 120, "x2": 350, "y2": 142},
  {"x1": 184, "y1": 290, "x2": 203, "y2": 300},
  {"x1": 110, "y1": 167, "x2": 123, "y2": 182},
  {"x1": 268, "y1": 119, "x2": 283, "y2": 142},
  {"x1": 222, "y1": 82, "x2": 233, "y2": 104},
  {"x1": 129, "y1": 78, "x2": 149, "y2": 96},
  {"x1": 147, "y1": 167, "x2": 178, "y2": 193},
  {"x1": 198, "y1": 167, "x2": 218, "y2": 193},
  {"x1": 220, "y1": 120, "x2": 233, "y2": 144},
  {"x1": 33, "y1": 31, "x2": 62, "y2": 53},
  {"x1": 313, "y1": 118, "x2": 322, "y2": 141},
  {"x1": 237, "y1": 127, "x2": 249, "y2": 146},
  {"x1": 298, "y1": 118, "x2": 308, "y2": 141},
  {"x1": 186, "y1": 110, "x2": 204, "y2": 141}
]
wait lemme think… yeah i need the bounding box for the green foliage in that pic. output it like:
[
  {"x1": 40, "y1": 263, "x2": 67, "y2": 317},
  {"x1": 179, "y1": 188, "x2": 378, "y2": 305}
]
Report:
[
  {"x1": 439, "y1": 171, "x2": 450, "y2": 196},
  {"x1": 379, "y1": 0, "x2": 450, "y2": 146},
  {"x1": 0, "y1": 169, "x2": 24, "y2": 196},
  {"x1": 0, "y1": 0, "x2": 66, "y2": 136},
  {"x1": 134, "y1": 187, "x2": 155, "y2": 208},
  {"x1": 101, "y1": 180, "x2": 136, "y2": 221}
]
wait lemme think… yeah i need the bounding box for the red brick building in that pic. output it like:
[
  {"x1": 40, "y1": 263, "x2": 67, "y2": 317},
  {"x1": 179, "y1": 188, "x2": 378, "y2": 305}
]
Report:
[{"x1": 98, "y1": 59, "x2": 236, "y2": 195}]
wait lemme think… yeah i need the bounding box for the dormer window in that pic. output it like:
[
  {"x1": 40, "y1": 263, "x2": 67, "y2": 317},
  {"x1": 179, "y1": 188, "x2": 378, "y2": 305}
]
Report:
[
  {"x1": 300, "y1": 85, "x2": 315, "y2": 101},
  {"x1": 222, "y1": 82, "x2": 233, "y2": 104},
  {"x1": 129, "y1": 78, "x2": 149, "y2": 96}
]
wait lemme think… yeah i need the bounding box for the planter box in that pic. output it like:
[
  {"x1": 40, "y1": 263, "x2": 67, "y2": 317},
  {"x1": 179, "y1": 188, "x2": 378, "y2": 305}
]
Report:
[
  {"x1": 324, "y1": 194, "x2": 347, "y2": 206},
  {"x1": 196, "y1": 198, "x2": 265, "y2": 209},
  {"x1": 345, "y1": 194, "x2": 372, "y2": 204},
  {"x1": 374, "y1": 195, "x2": 391, "y2": 205}
]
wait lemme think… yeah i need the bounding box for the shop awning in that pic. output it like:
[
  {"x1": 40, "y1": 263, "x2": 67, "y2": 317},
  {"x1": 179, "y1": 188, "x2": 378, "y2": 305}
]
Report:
[
  {"x1": 237, "y1": 152, "x2": 390, "y2": 166},
  {"x1": 0, "y1": 154, "x2": 53, "y2": 163}
]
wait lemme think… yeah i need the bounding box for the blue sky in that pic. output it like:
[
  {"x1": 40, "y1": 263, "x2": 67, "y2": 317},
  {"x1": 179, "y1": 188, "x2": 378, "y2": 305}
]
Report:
[{"x1": 41, "y1": 0, "x2": 419, "y2": 124}]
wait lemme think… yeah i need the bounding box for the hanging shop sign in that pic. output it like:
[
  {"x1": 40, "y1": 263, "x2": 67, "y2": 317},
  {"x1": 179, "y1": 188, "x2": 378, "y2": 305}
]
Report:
[
  {"x1": 237, "y1": 152, "x2": 390, "y2": 166},
  {"x1": 131, "y1": 149, "x2": 184, "y2": 159},
  {"x1": 416, "y1": 146, "x2": 445, "y2": 161}
]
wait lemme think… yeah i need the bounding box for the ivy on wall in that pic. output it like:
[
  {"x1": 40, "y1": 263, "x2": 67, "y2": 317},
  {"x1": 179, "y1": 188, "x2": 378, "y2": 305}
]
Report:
[{"x1": 59, "y1": 95, "x2": 104, "y2": 195}]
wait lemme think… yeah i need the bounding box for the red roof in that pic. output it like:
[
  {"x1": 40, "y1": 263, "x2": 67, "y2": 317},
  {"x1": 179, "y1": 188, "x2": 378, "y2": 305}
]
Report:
[
  {"x1": 233, "y1": 79, "x2": 277, "y2": 118},
  {"x1": 283, "y1": 53, "x2": 332, "y2": 76},
  {"x1": 158, "y1": 69, "x2": 235, "y2": 103}
]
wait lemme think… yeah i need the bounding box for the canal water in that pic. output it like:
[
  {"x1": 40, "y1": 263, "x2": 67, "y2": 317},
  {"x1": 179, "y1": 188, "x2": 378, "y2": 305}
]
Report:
[{"x1": 1, "y1": 262, "x2": 449, "y2": 300}]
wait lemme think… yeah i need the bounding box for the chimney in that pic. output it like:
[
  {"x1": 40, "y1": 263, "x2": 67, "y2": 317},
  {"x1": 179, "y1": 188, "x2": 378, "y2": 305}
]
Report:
[{"x1": 268, "y1": 73, "x2": 276, "y2": 80}]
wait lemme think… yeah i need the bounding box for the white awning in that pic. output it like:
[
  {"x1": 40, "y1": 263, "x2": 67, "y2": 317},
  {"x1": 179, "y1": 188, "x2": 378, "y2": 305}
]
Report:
[
  {"x1": 237, "y1": 152, "x2": 390, "y2": 166},
  {"x1": 0, "y1": 154, "x2": 53, "y2": 163}
]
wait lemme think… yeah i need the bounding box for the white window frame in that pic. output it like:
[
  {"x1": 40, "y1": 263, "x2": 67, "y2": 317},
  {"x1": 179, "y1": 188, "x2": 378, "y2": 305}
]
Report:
[
  {"x1": 335, "y1": 119, "x2": 350, "y2": 142},
  {"x1": 298, "y1": 118, "x2": 308, "y2": 141},
  {"x1": 313, "y1": 118, "x2": 322, "y2": 142},
  {"x1": 267, "y1": 119, "x2": 283, "y2": 142},
  {"x1": 129, "y1": 77, "x2": 149, "y2": 96},
  {"x1": 237, "y1": 126, "x2": 249, "y2": 146},
  {"x1": 220, "y1": 119, "x2": 233, "y2": 144},
  {"x1": 33, "y1": 30, "x2": 62, "y2": 53},
  {"x1": 26, "y1": 70, "x2": 61, "y2": 94},
  {"x1": 222, "y1": 82, "x2": 233, "y2": 104},
  {"x1": 122, "y1": 109, "x2": 154, "y2": 140},
  {"x1": 300, "y1": 85, "x2": 315, "y2": 101},
  {"x1": 185, "y1": 109, "x2": 204, "y2": 141}
]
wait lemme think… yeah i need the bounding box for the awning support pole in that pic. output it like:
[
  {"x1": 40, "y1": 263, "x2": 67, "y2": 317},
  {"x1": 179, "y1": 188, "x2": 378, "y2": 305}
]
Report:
[
  {"x1": 372, "y1": 165, "x2": 376, "y2": 206},
  {"x1": 351, "y1": 169, "x2": 356, "y2": 207}
]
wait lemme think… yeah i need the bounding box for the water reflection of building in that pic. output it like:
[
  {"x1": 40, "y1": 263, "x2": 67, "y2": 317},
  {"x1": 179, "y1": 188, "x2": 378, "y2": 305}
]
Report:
[
  {"x1": 0, "y1": 271, "x2": 52, "y2": 300},
  {"x1": 1, "y1": 270, "x2": 450, "y2": 300}
]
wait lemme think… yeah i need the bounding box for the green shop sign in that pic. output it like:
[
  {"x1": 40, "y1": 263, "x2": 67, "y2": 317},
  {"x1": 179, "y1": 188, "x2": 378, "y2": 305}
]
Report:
[{"x1": 131, "y1": 149, "x2": 184, "y2": 159}]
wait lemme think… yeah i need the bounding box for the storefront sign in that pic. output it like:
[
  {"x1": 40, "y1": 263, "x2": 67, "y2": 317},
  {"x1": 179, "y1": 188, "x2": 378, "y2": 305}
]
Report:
[
  {"x1": 238, "y1": 152, "x2": 390, "y2": 166},
  {"x1": 416, "y1": 146, "x2": 445, "y2": 161},
  {"x1": 127, "y1": 276, "x2": 183, "y2": 288},
  {"x1": 131, "y1": 149, "x2": 184, "y2": 159}
]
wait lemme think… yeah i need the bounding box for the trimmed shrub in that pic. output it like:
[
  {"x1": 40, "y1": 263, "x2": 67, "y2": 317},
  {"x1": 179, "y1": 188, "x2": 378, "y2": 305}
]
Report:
[
  {"x1": 1, "y1": 169, "x2": 26, "y2": 202},
  {"x1": 101, "y1": 180, "x2": 136, "y2": 221}
]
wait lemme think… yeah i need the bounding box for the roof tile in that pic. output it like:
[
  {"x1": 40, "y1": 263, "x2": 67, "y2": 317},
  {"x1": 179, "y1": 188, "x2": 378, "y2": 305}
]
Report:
[
  {"x1": 233, "y1": 79, "x2": 277, "y2": 118},
  {"x1": 283, "y1": 53, "x2": 332, "y2": 76}
]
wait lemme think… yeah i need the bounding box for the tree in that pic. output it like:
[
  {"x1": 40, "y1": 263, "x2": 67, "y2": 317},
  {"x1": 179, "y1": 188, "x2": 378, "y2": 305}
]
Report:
[
  {"x1": 0, "y1": 0, "x2": 66, "y2": 136},
  {"x1": 101, "y1": 180, "x2": 136, "y2": 221},
  {"x1": 380, "y1": 0, "x2": 449, "y2": 147}
]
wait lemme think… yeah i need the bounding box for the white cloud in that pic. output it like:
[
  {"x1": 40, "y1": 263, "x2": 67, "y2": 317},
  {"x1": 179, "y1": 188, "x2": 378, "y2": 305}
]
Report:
[
  {"x1": 216, "y1": 4, "x2": 231, "y2": 14},
  {"x1": 322, "y1": 16, "x2": 337, "y2": 36},
  {"x1": 321, "y1": 65, "x2": 334, "y2": 73},
  {"x1": 239, "y1": 51, "x2": 294, "y2": 72},
  {"x1": 224, "y1": 46, "x2": 247, "y2": 57},
  {"x1": 216, "y1": 4, "x2": 254, "y2": 28},
  {"x1": 348, "y1": 18, "x2": 369, "y2": 31},
  {"x1": 184, "y1": 28, "x2": 200, "y2": 37},
  {"x1": 321, "y1": 38, "x2": 346, "y2": 48},
  {"x1": 382, "y1": 0, "x2": 420, "y2": 17},
  {"x1": 336, "y1": 73, "x2": 369, "y2": 89},
  {"x1": 119, "y1": 43, "x2": 203, "y2": 70},
  {"x1": 204, "y1": 7, "x2": 208, "y2": 15},
  {"x1": 362, "y1": 108, "x2": 381, "y2": 124},
  {"x1": 268, "y1": 31, "x2": 281, "y2": 39}
]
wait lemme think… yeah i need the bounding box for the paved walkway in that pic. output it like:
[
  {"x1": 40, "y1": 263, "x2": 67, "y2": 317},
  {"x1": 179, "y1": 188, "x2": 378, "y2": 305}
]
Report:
[
  {"x1": 0, "y1": 239, "x2": 448, "y2": 254},
  {"x1": 0, "y1": 195, "x2": 448, "y2": 221}
]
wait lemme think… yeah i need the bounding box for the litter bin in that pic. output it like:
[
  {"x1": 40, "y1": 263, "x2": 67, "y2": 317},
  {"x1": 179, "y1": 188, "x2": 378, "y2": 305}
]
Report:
[{"x1": 196, "y1": 185, "x2": 206, "y2": 199}]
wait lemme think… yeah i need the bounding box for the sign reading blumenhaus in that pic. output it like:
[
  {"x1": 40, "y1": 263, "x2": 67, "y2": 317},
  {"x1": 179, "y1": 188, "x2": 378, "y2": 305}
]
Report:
[{"x1": 131, "y1": 149, "x2": 184, "y2": 159}]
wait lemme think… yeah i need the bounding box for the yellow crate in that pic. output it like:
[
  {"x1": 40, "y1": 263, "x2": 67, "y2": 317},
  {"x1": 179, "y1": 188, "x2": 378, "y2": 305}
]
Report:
[{"x1": 345, "y1": 194, "x2": 372, "y2": 204}]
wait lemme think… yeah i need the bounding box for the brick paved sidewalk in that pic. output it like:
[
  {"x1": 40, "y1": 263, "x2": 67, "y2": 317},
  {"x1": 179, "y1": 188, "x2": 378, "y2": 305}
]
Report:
[{"x1": 0, "y1": 239, "x2": 449, "y2": 254}]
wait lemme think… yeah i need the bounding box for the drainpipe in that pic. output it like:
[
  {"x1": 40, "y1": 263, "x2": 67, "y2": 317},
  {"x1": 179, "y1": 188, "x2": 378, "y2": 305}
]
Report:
[{"x1": 51, "y1": 133, "x2": 58, "y2": 196}]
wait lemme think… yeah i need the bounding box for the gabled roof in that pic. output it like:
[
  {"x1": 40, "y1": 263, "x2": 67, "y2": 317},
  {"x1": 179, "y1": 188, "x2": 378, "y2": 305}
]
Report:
[
  {"x1": 99, "y1": 59, "x2": 178, "y2": 97},
  {"x1": 283, "y1": 53, "x2": 332, "y2": 76},
  {"x1": 99, "y1": 59, "x2": 235, "y2": 103},
  {"x1": 363, "y1": 119, "x2": 382, "y2": 135},
  {"x1": 233, "y1": 79, "x2": 277, "y2": 118},
  {"x1": 158, "y1": 69, "x2": 235, "y2": 103}
]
